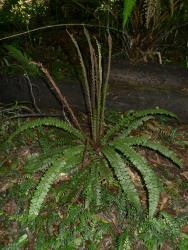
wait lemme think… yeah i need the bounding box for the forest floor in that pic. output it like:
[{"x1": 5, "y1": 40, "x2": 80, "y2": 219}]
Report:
[{"x1": 0, "y1": 112, "x2": 188, "y2": 249}]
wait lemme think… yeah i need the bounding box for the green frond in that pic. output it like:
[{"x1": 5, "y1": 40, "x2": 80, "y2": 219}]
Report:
[
  {"x1": 28, "y1": 159, "x2": 66, "y2": 220},
  {"x1": 5, "y1": 45, "x2": 40, "y2": 75},
  {"x1": 25, "y1": 138, "x2": 81, "y2": 174},
  {"x1": 95, "y1": 178, "x2": 102, "y2": 207},
  {"x1": 84, "y1": 163, "x2": 99, "y2": 209},
  {"x1": 117, "y1": 229, "x2": 132, "y2": 250},
  {"x1": 113, "y1": 136, "x2": 182, "y2": 167},
  {"x1": 102, "y1": 146, "x2": 141, "y2": 210},
  {"x1": 103, "y1": 108, "x2": 176, "y2": 144},
  {"x1": 7, "y1": 118, "x2": 85, "y2": 143},
  {"x1": 28, "y1": 145, "x2": 84, "y2": 220},
  {"x1": 122, "y1": 115, "x2": 153, "y2": 136},
  {"x1": 98, "y1": 159, "x2": 114, "y2": 184},
  {"x1": 112, "y1": 135, "x2": 151, "y2": 146},
  {"x1": 63, "y1": 145, "x2": 85, "y2": 163},
  {"x1": 138, "y1": 138, "x2": 182, "y2": 167},
  {"x1": 133, "y1": 108, "x2": 177, "y2": 120},
  {"x1": 102, "y1": 115, "x2": 131, "y2": 143},
  {"x1": 138, "y1": 212, "x2": 188, "y2": 248},
  {"x1": 123, "y1": 0, "x2": 136, "y2": 27},
  {"x1": 113, "y1": 143, "x2": 160, "y2": 217},
  {"x1": 61, "y1": 167, "x2": 89, "y2": 205}
]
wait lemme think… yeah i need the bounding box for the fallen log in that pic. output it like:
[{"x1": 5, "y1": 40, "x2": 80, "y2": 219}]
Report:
[{"x1": 0, "y1": 60, "x2": 188, "y2": 121}]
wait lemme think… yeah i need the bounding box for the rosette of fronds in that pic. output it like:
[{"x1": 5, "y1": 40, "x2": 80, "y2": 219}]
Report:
[
  {"x1": 6, "y1": 106, "x2": 181, "y2": 221},
  {"x1": 4, "y1": 29, "x2": 182, "y2": 224}
]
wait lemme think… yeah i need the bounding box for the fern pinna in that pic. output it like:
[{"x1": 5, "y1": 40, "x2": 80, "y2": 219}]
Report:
[{"x1": 6, "y1": 107, "x2": 181, "y2": 220}]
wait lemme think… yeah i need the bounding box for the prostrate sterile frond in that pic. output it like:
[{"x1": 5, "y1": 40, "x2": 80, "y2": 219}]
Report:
[
  {"x1": 122, "y1": 115, "x2": 153, "y2": 136},
  {"x1": 133, "y1": 108, "x2": 177, "y2": 120},
  {"x1": 102, "y1": 146, "x2": 141, "y2": 210},
  {"x1": 103, "y1": 108, "x2": 177, "y2": 144},
  {"x1": 28, "y1": 159, "x2": 66, "y2": 220},
  {"x1": 113, "y1": 136, "x2": 182, "y2": 167},
  {"x1": 102, "y1": 115, "x2": 132, "y2": 143},
  {"x1": 28, "y1": 145, "x2": 84, "y2": 220},
  {"x1": 136, "y1": 138, "x2": 182, "y2": 167},
  {"x1": 114, "y1": 142, "x2": 160, "y2": 217},
  {"x1": 7, "y1": 117, "x2": 85, "y2": 143}
]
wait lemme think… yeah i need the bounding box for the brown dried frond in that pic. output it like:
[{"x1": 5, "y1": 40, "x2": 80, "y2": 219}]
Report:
[{"x1": 144, "y1": 0, "x2": 161, "y2": 29}]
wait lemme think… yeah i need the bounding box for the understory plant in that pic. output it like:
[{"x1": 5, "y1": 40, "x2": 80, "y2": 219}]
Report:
[{"x1": 2, "y1": 29, "x2": 184, "y2": 249}]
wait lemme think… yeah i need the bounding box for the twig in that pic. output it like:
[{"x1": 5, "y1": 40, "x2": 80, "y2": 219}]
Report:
[
  {"x1": 24, "y1": 73, "x2": 41, "y2": 113},
  {"x1": 8, "y1": 113, "x2": 64, "y2": 119},
  {"x1": 31, "y1": 61, "x2": 82, "y2": 130},
  {"x1": 0, "y1": 23, "x2": 129, "y2": 42}
]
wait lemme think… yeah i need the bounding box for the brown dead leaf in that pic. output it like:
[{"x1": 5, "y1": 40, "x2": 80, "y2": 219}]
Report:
[
  {"x1": 159, "y1": 192, "x2": 169, "y2": 211},
  {"x1": 181, "y1": 224, "x2": 188, "y2": 234},
  {"x1": 3, "y1": 200, "x2": 17, "y2": 214},
  {"x1": 180, "y1": 171, "x2": 188, "y2": 180}
]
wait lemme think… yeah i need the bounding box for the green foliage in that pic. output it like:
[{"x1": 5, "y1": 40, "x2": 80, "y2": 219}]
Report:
[
  {"x1": 7, "y1": 117, "x2": 85, "y2": 143},
  {"x1": 113, "y1": 142, "x2": 161, "y2": 218},
  {"x1": 4, "y1": 107, "x2": 181, "y2": 222},
  {"x1": 123, "y1": 0, "x2": 136, "y2": 27},
  {"x1": 102, "y1": 146, "x2": 141, "y2": 211},
  {"x1": 137, "y1": 212, "x2": 188, "y2": 249},
  {"x1": 103, "y1": 107, "x2": 177, "y2": 143},
  {"x1": 121, "y1": 0, "x2": 187, "y2": 63},
  {"x1": 34, "y1": 204, "x2": 113, "y2": 249},
  {"x1": 116, "y1": 211, "x2": 188, "y2": 250},
  {"x1": 0, "y1": 0, "x2": 47, "y2": 26},
  {"x1": 4, "y1": 45, "x2": 40, "y2": 75},
  {"x1": 29, "y1": 145, "x2": 84, "y2": 219}
]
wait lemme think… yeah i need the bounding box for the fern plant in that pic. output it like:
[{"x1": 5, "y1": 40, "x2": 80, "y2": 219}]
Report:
[{"x1": 2, "y1": 29, "x2": 182, "y2": 248}]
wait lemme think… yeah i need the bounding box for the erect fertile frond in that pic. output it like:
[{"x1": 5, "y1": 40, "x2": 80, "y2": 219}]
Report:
[
  {"x1": 28, "y1": 145, "x2": 84, "y2": 220},
  {"x1": 144, "y1": 0, "x2": 161, "y2": 28},
  {"x1": 102, "y1": 146, "x2": 141, "y2": 210},
  {"x1": 114, "y1": 142, "x2": 160, "y2": 217},
  {"x1": 7, "y1": 118, "x2": 85, "y2": 143},
  {"x1": 113, "y1": 136, "x2": 182, "y2": 167}
]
